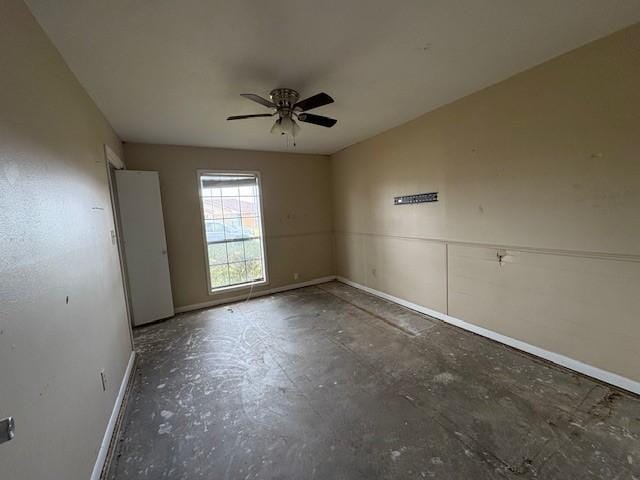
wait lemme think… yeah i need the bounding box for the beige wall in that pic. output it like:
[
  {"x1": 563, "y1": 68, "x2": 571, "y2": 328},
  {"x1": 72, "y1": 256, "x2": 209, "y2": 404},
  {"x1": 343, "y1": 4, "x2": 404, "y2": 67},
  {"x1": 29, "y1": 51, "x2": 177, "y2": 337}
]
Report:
[
  {"x1": 331, "y1": 24, "x2": 640, "y2": 382},
  {"x1": 124, "y1": 143, "x2": 333, "y2": 309},
  {"x1": 0, "y1": 0, "x2": 132, "y2": 479}
]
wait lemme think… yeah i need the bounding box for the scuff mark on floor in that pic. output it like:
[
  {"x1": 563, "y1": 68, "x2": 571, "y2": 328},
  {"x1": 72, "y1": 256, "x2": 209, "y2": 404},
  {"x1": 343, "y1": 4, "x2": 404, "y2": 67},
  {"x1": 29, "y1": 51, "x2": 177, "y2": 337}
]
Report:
[{"x1": 105, "y1": 282, "x2": 640, "y2": 480}]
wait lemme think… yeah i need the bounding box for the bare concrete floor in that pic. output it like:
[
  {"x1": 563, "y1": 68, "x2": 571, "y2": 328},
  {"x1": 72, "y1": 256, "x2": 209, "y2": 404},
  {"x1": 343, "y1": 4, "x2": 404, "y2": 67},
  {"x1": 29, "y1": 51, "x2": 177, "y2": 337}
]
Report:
[{"x1": 107, "y1": 282, "x2": 640, "y2": 479}]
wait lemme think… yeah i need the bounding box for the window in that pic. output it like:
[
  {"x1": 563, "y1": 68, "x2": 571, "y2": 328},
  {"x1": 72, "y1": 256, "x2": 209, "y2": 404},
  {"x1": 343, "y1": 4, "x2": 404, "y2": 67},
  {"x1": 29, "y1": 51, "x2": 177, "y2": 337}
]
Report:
[{"x1": 198, "y1": 171, "x2": 267, "y2": 292}]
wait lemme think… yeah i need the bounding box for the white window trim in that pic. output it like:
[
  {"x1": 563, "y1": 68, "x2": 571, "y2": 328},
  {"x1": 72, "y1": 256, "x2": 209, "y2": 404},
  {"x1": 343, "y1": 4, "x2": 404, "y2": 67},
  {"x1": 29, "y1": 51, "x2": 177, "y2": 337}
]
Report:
[{"x1": 196, "y1": 169, "x2": 269, "y2": 295}]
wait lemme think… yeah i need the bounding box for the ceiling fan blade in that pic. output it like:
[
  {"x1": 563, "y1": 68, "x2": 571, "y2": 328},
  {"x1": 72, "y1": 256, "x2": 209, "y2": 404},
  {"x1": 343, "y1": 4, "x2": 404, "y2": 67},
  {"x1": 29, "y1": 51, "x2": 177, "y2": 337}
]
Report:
[
  {"x1": 227, "y1": 114, "x2": 273, "y2": 120},
  {"x1": 294, "y1": 92, "x2": 334, "y2": 112},
  {"x1": 240, "y1": 93, "x2": 275, "y2": 108},
  {"x1": 297, "y1": 113, "x2": 337, "y2": 128}
]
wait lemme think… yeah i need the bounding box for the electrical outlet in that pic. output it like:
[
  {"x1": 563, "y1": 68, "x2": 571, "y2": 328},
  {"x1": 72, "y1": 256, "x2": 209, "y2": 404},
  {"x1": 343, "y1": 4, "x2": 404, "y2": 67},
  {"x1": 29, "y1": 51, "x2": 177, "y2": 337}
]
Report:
[
  {"x1": 293, "y1": 273, "x2": 299, "y2": 280},
  {"x1": 100, "y1": 370, "x2": 107, "y2": 392}
]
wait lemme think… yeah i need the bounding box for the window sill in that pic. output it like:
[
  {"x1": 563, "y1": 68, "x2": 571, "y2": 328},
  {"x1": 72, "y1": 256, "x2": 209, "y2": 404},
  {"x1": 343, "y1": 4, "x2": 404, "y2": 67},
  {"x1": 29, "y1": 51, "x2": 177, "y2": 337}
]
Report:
[{"x1": 208, "y1": 279, "x2": 269, "y2": 296}]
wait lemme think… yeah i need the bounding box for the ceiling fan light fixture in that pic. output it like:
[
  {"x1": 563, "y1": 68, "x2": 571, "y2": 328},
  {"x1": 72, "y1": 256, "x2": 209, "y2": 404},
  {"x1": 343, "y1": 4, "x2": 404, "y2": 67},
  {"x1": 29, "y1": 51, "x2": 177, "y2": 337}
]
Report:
[
  {"x1": 271, "y1": 116, "x2": 299, "y2": 137},
  {"x1": 270, "y1": 118, "x2": 281, "y2": 135}
]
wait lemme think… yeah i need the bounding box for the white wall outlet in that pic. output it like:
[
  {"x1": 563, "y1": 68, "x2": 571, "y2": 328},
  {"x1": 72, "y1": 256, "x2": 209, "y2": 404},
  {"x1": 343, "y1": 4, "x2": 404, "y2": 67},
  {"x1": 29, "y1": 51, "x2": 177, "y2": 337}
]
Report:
[{"x1": 293, "y1": 273, "x2": 299, "y2": 280}]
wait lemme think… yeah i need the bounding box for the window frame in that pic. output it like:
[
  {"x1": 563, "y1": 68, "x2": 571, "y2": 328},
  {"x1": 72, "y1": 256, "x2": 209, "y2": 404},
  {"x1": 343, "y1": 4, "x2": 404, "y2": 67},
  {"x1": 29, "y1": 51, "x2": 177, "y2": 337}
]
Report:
[{"x1": 196, "y1": 169, "x2": 269, "y2": 295}]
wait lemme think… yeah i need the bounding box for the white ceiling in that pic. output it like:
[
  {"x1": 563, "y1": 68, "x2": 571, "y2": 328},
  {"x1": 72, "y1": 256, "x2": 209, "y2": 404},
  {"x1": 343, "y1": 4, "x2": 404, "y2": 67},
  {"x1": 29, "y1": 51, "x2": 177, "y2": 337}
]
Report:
[{"x1": 26, "y1": 0, "x2": 640, "y2": 155}]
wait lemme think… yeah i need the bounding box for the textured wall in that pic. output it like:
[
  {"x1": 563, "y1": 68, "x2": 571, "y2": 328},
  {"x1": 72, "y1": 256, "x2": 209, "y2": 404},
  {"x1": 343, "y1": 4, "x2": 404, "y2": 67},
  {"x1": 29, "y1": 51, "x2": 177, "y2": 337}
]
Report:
[
  {"x1": 124, "y1": 143, "x2": 334, "y2": 309},
  {"x1": 332, "y1": 24, "x2": 640, "y2": 382},
  {"x1": 0, "y1": 0, "x2": 132, "y2": 479}
]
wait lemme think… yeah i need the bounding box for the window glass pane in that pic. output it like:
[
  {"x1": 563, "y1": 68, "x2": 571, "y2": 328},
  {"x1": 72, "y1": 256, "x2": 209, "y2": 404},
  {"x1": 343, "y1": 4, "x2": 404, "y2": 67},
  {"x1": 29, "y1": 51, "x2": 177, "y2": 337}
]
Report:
[
  {"x1": 226, "y1": 240, "x2": 245, "y2": 263},
  {"x1": 203, "y1": 198, "x2": 223, "y2": 219},
  {"x1": 222, "y1": 197, "x2": 240, "y2": 217},
  {"x1": 205, "y1": 220, "x2": 225, "y2": 243},
  {"x1": 243, "y1": 239, "x2": 261, "y2": 259},
  {"x1": 208, "y1": 243, "x2": 228, "y2": 265},
  {"x1": 223, "y1": 217, "x2": 243, "y2": 240},
  {"x1": 239, "y1": 184, "x2": 256, "y2": 196},
  {"x1": 239, "y1": 196, "x2": 257, "y2": 216},
  {"x1": 202, "y1": 186, "x2": 221, "y2": 197},
  {"x1": 228, "y1": 262, "x2": 247, "y2": 284},
  {"x1": 221, "y1": 185, "x2": 239, "y2": 197},
  {"x1": 210, "y1": 265, "x2": 229, "y2": 288},
  {"x1": 212, "y1": 198, "x2": 223, "y2": 218},
  {"x1": 246, "y1": 260, "x2": 263, "y2": 281},
  {"x1": 241, "y1": 216, "x2": 260, "y2": 238},
  {"x1": 202, "y1": 197, "x2": 213, "y2": 219}
]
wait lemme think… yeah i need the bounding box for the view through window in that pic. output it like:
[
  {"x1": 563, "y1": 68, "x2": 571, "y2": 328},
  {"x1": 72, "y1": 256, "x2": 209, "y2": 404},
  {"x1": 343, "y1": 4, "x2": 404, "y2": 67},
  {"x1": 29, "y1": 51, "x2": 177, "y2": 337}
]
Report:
[{"x1": 198, "y1": 172, "x2": 266, "y2": 291}]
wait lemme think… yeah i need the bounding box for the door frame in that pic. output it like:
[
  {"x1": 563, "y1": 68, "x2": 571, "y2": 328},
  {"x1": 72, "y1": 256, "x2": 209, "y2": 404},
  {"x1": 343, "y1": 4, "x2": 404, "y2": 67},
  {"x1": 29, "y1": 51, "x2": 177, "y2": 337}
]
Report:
[{"x1": 104, "y1": 144, "x2": 134, "y2": 345}]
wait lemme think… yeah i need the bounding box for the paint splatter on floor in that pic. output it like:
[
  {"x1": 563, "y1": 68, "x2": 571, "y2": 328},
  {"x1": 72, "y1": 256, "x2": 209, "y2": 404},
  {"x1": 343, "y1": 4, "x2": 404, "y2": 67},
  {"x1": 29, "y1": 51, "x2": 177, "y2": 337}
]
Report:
[{"x1": 107, "y1": 282, "x2": 640, "y2": 479}]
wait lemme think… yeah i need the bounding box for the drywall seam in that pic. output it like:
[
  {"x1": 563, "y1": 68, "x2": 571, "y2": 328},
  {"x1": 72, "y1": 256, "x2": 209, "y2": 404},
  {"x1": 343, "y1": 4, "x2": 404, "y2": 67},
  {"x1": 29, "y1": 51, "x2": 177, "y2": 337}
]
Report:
[
  {"x1": 336, "y1": 276, "x2": 640, "y2": 395},
  {"x1": 334, "y1": 231, "x2": 640, "y2": 263},
  {"x1": 445, "y1": 243, "x2": 449, "y2": 315},
  {"x1": 174, "y1": 276, "x2": 337, "y2": 313},
  {"x1": 90, "y1": 351, "x2": 136, "y2": 480}
]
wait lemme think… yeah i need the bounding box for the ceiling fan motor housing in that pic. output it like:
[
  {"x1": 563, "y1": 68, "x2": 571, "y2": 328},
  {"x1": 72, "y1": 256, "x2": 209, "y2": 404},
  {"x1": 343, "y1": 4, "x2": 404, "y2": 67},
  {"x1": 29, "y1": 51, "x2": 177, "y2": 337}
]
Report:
[{"x1": 270, "y1": 88, "x2": 300, "y2": 116}]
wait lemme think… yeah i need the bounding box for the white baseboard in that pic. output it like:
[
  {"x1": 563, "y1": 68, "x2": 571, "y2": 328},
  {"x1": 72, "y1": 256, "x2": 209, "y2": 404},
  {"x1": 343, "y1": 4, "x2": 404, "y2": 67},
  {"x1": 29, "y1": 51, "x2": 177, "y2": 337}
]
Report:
[
  {"x1": 336, "y1": 276, "x2": 640, "y2": 396},
  {"x1": 174, "y1": 276, "x2": 337, "y2": 314},
  {"x1": 91, "y1": 351, "x2": 136, "y2": 480}
]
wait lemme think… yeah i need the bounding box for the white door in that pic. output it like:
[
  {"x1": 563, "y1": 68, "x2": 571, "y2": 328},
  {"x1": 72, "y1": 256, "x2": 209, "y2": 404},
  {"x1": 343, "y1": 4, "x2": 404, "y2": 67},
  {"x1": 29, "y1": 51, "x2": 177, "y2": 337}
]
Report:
[{"x1": 115, "y1": 170, "x2": 174, "y2": 326}]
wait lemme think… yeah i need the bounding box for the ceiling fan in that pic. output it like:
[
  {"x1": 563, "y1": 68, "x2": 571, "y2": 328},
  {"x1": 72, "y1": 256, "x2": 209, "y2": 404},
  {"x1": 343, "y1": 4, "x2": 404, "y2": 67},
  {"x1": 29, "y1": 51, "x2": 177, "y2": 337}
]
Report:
[{"x1": 227, "y1": 88, "x2": 337, "y2": 139}]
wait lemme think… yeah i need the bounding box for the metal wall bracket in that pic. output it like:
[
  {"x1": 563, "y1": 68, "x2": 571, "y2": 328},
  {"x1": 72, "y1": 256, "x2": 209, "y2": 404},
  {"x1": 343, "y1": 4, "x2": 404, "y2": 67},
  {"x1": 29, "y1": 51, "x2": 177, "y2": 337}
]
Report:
[
  {"x1": 394, "y1": 192, "x2": 438, "y2": 205},
  {"x1": 0, "y1": 417, "x2": 15, "y2": 445}
]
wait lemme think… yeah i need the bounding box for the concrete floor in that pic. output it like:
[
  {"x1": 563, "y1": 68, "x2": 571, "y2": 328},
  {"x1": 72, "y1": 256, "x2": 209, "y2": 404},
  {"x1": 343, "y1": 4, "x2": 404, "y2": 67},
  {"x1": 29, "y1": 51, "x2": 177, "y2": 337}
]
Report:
[{"x1": 107, "y1": 281, "x2": 640, "y2": 479}]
